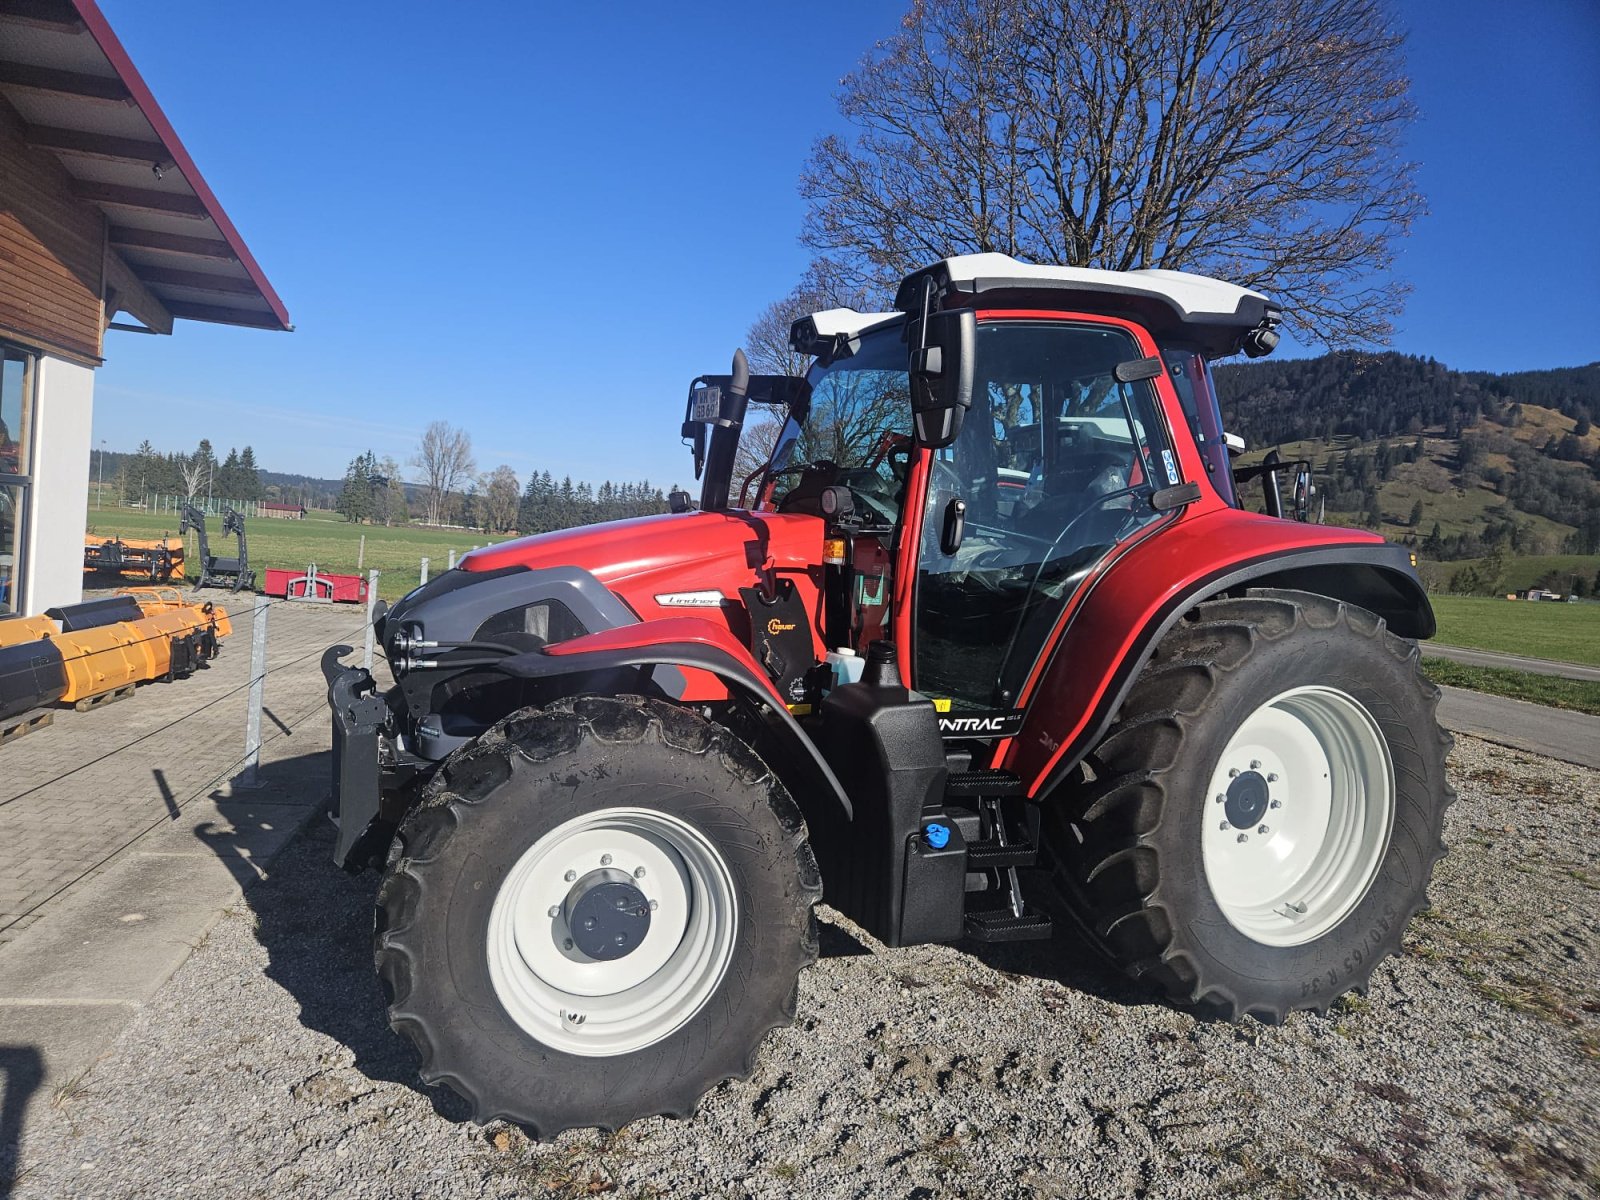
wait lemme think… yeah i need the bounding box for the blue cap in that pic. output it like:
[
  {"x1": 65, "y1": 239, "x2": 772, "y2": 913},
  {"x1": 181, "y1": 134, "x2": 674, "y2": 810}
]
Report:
[{"x1": 924, "y1": 822, "x2": 951, "y2": 850}]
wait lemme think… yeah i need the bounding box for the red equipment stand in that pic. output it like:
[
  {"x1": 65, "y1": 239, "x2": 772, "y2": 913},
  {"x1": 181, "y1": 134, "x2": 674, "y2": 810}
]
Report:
[{"x1": 263, "y1": 566, "x2": 369, "y2": 604}]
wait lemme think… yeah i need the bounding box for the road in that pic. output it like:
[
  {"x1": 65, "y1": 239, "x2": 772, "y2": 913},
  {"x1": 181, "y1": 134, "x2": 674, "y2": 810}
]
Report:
[
  {"x1": 1423, "y1": 641, "x2": 1600, "y2": 683},
  {"x1": 1436, "y1": 685, "x2": 1600, "y2": 769}
]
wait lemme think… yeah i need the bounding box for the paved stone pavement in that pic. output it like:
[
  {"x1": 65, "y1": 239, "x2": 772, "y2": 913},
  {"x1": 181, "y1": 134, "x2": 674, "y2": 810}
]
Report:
[{"x1": 0, "y1": 596, "x2": 368, "y2": 947}]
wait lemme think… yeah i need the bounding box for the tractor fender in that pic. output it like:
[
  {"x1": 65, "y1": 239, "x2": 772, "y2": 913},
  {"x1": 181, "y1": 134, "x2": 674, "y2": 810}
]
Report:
[
  {"x1": 1010, "y1": 540, "x2": 1432, "y2": 799},
  {"x1": 495, "y1": 617, "x2": 854, "y2": 823}
]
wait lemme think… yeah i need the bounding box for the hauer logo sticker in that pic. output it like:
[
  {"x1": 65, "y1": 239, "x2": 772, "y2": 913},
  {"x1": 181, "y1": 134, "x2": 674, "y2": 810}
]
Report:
[
  {"x1": 937, "y1": 711, "x2": 1025, "y2": 738},
  {"x1": 766, "y1": 617, "x2": 797, "y2": 636}
]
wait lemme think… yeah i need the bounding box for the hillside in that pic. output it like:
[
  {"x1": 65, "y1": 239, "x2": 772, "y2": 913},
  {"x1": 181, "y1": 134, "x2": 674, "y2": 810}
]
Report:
[{"x1": 1213, "y1": 354, "x2": 1600, "y2": 591}]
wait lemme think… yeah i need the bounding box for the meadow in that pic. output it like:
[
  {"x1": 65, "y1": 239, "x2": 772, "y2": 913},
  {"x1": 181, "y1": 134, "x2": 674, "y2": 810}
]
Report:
[
  {"x1": 84, "y1": 507, "x2": 513, "y2": 600},
  {"x1": 1429, "y1": 593, "x2": 1600, "y2": 667}
]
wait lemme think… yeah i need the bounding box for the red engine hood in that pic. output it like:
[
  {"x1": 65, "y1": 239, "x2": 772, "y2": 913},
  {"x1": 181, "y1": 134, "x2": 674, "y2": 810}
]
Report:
[{"x1": 459, "y1": 510, "x2": 823, "y2": 611}]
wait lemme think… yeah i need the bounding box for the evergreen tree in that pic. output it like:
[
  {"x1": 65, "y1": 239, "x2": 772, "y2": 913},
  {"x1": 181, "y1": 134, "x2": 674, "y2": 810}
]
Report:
[
  {"x1": 335, "y1": 452, "x2": 376, "y2": 523},
  {"x1": 237, "y1": 446, "x2": 263, "y2": 501},
  {"x1": 1408, "y1": 499, "x2": 1424, "y2": 528}
]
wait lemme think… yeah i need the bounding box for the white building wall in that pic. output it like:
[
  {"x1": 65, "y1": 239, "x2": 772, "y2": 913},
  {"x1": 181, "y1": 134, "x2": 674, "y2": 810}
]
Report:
[{"x1": 22, "y1": 355, "x2": 94, "y2": 615}]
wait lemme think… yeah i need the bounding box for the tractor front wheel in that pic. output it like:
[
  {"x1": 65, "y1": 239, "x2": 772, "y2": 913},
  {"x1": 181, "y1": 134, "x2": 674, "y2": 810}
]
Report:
[
  {"x1": 374, "y1": 695, "x2": 821, "y2": 1134},
  {"x1": 1046, "y1": 589, "x2": 1451, "y2": 1020}
]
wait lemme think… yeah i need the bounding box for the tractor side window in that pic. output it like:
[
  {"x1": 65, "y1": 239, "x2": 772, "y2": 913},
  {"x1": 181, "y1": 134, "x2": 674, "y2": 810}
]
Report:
[
  {"x1": 914, "y1": 321, "x2": 1171, "y2": 712},
  {"x1": 1162, "y1": 347, "x2": 1237, "y2": 507}
]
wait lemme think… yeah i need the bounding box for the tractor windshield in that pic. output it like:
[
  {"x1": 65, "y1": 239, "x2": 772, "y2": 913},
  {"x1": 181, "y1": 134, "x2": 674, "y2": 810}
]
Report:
[{"x1": 758, "y1": 330, "x2": 912, "y2": 521}]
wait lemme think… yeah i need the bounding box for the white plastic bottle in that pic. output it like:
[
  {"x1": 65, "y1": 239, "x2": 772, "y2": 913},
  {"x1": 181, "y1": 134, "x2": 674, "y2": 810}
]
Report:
[{"x1": 825, "y1": 646, "x2": 864, "y2": 691}]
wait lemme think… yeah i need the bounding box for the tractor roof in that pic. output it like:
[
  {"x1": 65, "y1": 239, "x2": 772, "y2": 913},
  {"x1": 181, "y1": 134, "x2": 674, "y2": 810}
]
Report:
[{"x1": 895, "y1": 254, "x2": 1280, "y2": 358}]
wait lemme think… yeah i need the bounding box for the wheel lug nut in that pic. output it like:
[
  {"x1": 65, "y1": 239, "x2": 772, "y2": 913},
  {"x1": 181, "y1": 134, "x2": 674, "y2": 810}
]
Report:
[
  {"x1": 600, "y1": 854, "x2": 613, "y2": 866},
  {"x1": 648, "y1": 899, "x2": 659, "y2": 911},
  {"x1": 1236, "y1": 833, "x2": 1248, "y2": 843},
  {"x1": 547, "y1": 905, "x2": 560, "y2": 919},
  {"x1": 563, "y1": 938, "x2": 574, "y2": 951},
  {"x1": 1215, "y1": 793, "x2": 1225, "y2": 804},
  {"x1": 563, "y1": 870, "x2": 576, "y2": 882},
  {"x1": 1228, "y1": 768, "x2": 1239, "y2": 778},
  {"x1": 1270, "y1": 799, "x2": 1282, "y2": 809},
  {"x1": 634, "y1": 866, "x2": 646, "y2": 879},
  {"x1": 614, "y1": 933, "x2": 627, "y2": 945},
  {"x1": 1249, "y1": 760, "x2": 1261, "y2": 770},
  {"x1": 1267, "y1": 773, "x2": 1279, "y2": 782},
  {"x1": 1258, "y1": 825, "x2": 1270, "y2": 835}
]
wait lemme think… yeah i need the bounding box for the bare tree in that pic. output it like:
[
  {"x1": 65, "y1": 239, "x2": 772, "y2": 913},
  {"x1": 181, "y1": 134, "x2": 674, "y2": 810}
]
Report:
[
  {"x1": 481, "y1": 464, "x2": 521, "y2": 532},
  {"x1": 801, "y1": 0, "x2": 1423, "y2": 345},
  {"x1": 178, "y1": 456, "x2": 208, "y2": 501},
  {"x1": 411, "y1": 421, "x2": 476, "y2": 526},
  {"x1": 737, "y1": 262, "x2": 884, "y2": 486}
]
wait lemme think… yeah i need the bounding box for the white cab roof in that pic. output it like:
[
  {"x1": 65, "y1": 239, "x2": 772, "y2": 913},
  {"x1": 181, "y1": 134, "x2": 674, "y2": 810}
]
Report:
[{"x1": 898, "y1": 253, "x2": 1272, "y2": 322}]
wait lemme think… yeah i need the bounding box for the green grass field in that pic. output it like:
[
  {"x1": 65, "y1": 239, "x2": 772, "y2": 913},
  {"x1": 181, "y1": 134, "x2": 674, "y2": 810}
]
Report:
[
  {"x1": 85, "y1": 507, "x2": 515, "y2": 601},
  {"x1": 1428, "y1": 594, "x2": 1600, "y2": 667}
]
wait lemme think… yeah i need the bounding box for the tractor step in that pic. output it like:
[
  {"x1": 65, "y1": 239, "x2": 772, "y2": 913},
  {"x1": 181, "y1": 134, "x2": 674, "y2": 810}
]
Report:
[
  {"x1": 945, "y1": 769, "x2": 1025, "y2": 798},
  {"x1": 963, "y1": 906, "x2": 1054, "y2": 942},
  {"x1": 964, "y1": 837, "x2": 1038, "y2": 870}
]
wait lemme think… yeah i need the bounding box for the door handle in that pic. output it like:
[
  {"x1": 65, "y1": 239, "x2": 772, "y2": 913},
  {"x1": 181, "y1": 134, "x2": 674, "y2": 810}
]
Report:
[{"x1": 940, "y1": 498, "x2": 967, "y2": 556}]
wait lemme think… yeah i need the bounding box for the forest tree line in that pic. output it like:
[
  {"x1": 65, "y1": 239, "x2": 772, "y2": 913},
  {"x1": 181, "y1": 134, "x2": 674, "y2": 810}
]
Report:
[{"x1": 333, "y1": 424, "x2": 671, "y2": 533}]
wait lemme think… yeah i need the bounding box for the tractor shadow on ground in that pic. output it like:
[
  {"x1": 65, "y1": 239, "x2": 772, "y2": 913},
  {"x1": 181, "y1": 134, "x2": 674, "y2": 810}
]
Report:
[
  {"x1": 817, "y1": 890, "x2": 1159, "y2": 1010},
  {"x1": 231, "y1": 751, "x2": 471, "y2": 1123}
]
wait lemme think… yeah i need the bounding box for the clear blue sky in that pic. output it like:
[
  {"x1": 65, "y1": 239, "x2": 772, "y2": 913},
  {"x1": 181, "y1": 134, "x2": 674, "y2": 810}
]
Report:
[{"x1": 90, "y1": 0, "x2": 1600, "y2": 488}]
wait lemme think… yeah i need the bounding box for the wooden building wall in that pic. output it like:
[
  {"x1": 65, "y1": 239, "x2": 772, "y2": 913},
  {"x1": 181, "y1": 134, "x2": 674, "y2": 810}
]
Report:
[{"x1": 0, "y1": 100, "x2": 104, "y2": 365}]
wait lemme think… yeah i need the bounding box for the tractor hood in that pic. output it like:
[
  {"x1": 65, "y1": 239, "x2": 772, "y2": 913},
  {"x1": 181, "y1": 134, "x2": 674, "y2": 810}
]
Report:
[{"x1": 459, "y1": 510, "x2": 823, "y2": 614}]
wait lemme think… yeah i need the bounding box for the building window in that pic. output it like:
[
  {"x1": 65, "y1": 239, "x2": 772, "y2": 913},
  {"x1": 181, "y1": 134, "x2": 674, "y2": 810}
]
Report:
[{"x1": 0, "y1": 342, "x2": 34, "y2": 614}]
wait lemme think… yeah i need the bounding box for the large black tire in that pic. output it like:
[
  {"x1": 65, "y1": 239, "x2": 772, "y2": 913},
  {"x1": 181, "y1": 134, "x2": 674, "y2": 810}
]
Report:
[
  {"x1": 374, "y1": 695, "x2": 821, "y2": 1134},
  {"x1": 1044, "y1": 588, "x2": 1452, "y2": 1021}
]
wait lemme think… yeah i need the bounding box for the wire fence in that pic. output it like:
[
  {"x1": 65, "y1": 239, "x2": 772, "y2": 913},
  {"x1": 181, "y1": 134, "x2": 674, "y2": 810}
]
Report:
[{"x1": 0, "y1": 610, "x2": 367, "y2": 810}]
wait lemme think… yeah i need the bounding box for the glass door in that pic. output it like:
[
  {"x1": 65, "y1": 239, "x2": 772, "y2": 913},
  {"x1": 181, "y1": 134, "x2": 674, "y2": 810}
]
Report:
[
  {"x1": 913, "y1": 320, "x2": 1174, "y2": 711},
  {"x1": 1, "y1": 344, "x2": 35, "y2": 614}
]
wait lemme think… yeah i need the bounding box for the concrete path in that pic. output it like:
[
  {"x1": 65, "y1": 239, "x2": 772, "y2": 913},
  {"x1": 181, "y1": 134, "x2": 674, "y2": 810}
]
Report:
[
  {"x1": 1423, "y1": 641, "x2": 1600, "y2": 683},
  {"x1": 1436, "y1": 685, "x2": 1600, "y2": 770},
  {"x1": 0, "y1": 597, "x2": 370, "y2": 1116}
]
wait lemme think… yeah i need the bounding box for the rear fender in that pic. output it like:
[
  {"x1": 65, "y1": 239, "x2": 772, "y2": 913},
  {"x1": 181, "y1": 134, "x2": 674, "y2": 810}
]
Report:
[
  {"x1": 496, "y1": 617, "x2": 853, "y2": 824},
  {"x1": 1009, "y1": 539, "x2": 1432, "y2": 798}
]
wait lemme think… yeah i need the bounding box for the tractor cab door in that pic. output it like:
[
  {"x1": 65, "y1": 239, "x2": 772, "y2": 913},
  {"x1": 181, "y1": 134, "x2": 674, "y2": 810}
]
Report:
[{"x1": 909, "y1": 318, "x2": 1176, "y2": 716}]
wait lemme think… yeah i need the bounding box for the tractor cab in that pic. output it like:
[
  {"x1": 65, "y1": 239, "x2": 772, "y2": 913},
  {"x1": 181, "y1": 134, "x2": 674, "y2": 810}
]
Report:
[{"x1": 679, "y1": 254, "x2": 1290, "y2": 721}]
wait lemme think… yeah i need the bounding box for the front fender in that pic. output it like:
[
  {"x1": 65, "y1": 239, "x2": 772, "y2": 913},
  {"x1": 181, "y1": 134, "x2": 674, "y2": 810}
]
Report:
[{"x1": 495, "y1": 617, "x2": 853, "y2": 823}]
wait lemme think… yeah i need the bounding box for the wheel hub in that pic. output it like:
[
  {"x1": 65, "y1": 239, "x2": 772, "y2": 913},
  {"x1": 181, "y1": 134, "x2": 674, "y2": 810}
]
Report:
[
  {"x1": 1224, "y1": 770, "x2": 1271, "y2": 830},
  {"x1": 564, "y1": 869, "x2": 652, "y2": 960},
  {"x1": 487, "y1": 808, "x2": 739, "y2": 1057},
  {"x1": 1200, "y1": 686, "x2": 1395, "y2": 948}
]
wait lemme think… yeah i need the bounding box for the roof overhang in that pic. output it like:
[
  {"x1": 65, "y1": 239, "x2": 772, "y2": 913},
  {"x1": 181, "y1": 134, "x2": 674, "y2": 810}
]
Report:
[{"x1": 0, "y1": 0, "x2": 289, "y2": 333}]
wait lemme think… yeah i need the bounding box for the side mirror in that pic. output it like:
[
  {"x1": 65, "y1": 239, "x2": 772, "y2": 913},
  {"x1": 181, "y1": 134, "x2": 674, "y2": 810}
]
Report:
[{"x1": 907, "y1": 308, "x2": 976, "y2": 449}]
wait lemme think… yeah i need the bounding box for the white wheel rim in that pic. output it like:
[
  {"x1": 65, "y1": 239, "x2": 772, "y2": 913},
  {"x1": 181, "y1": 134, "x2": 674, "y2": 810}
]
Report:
[
  {"x1": 487, "y1": 807, "x2": 738, "y2": 1057},
  {"x1": 1200, "y1": 685, "x2": 1394, "y2": 948}
]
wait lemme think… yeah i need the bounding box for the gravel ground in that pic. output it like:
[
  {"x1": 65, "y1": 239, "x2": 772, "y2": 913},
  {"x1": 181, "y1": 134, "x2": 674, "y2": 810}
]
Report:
[{"x1": 8, "y1": 733, "x2": 1598, "y2": 1199}]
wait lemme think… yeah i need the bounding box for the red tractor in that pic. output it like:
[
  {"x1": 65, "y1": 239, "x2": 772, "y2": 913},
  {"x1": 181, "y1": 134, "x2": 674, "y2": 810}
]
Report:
[{"x1": 324, "y1": 254, "x2": 1449, "y2": 1134}]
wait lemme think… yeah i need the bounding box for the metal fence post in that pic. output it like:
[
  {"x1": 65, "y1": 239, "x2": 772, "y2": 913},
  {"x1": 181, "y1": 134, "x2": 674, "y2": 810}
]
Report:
[
  {"x1": 363, "y1": 570, "x2": 380, "y2": 670},
  {"x1": 420, "y1": 556, "x2": 430, "y2": 584},
  {"x1": 237, "y1": 595, "x2": 269, "y2": 788},
  {"x1": 358, "y1": 533, "x2": 366, "y2": 571},
  {"x1": 448, "y1": 548, "x2": 456, "y2": 570}
]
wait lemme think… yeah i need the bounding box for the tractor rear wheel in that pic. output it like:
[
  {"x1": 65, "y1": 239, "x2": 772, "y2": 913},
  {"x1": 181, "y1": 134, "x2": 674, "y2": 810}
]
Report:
[
  {"x1": 374, "y1": 695, "x2": 821, "y2": 1134},
  {"x1": 1045, "y1": 589, "x2": 1451, "y2": 1020}
]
